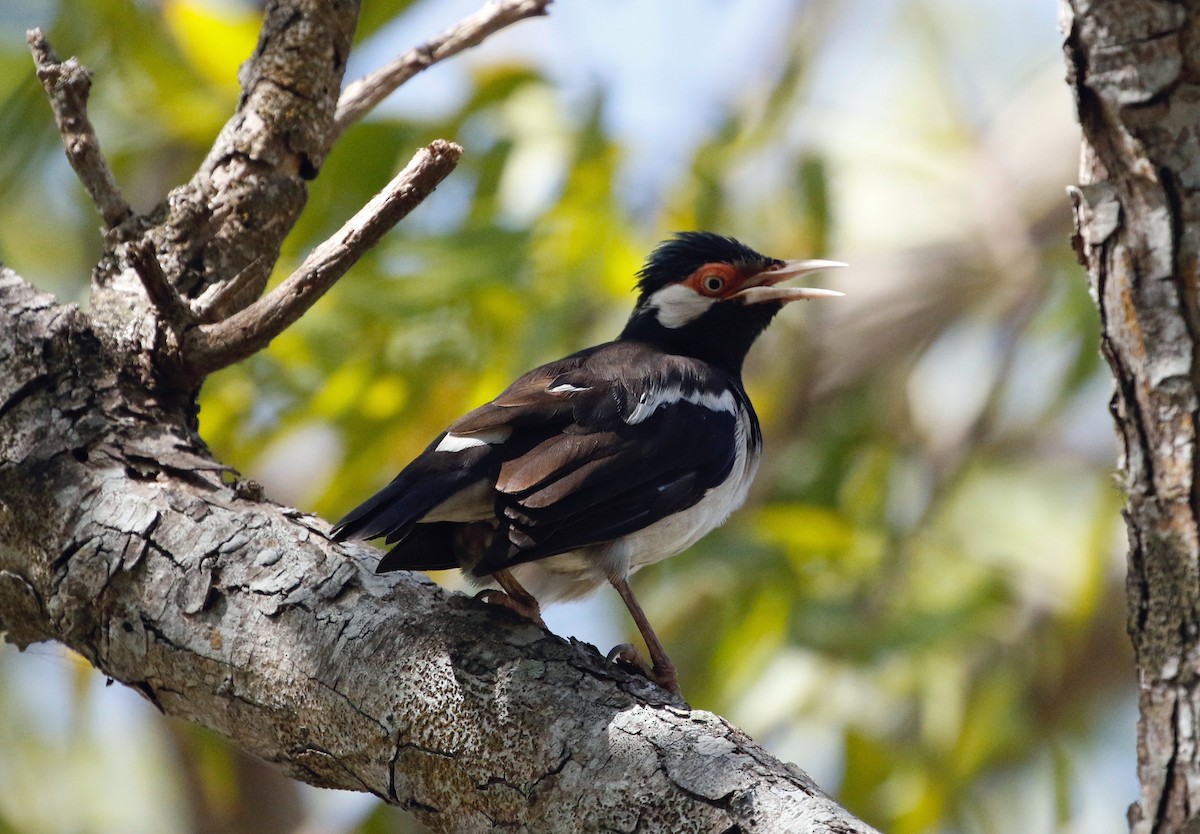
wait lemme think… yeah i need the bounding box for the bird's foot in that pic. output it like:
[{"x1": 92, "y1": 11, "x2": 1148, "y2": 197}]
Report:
[
  {"x1": 606, "y1": 643, "x2": 680, "y2": 696},
  {"x1": 475, "y1": 589, "x2": 546, "y2": 628}
]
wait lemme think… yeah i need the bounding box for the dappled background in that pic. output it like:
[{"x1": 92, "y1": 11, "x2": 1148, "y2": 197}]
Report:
[{"x1": 0, "y1": 0, "x2": 1130, "y2": 832}]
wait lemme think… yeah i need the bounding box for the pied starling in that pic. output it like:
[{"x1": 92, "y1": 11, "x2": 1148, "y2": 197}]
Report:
[{"x1": 332, "y1": 232, "x2": 844, "y2": 695}]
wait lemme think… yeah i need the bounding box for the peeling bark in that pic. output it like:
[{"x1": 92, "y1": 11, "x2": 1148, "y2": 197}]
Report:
[
  {"x1": 0, "y1": 1, "x2": 876, "y2": 832},
  {"x1": 0, "y1": 264, "x2": 875, "y2": 831},
  {"x1": 1062, "y1": 1, "x2": 1200, "y2": 831}
]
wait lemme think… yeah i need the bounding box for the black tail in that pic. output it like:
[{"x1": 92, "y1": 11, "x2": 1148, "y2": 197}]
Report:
[
  {"x1": 331, "y1": 443, "x2": 492, "y2": 543},
  {"x1": 330, "y1": 472, "x2": 428, "y2": 543},
  {"x1": 332, "y1": 443, "x2": 495, "y2": 574},
  {"x1": 375, "y1": 522, "x2": 463, "y2": 573}
]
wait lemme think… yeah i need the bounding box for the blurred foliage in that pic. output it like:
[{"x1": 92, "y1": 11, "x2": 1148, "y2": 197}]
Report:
[{"x1": 0, "y1": 0, "x2": 1130, "y2": 833}]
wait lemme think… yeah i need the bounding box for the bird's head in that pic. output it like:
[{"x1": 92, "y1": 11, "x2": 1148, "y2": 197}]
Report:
[{"x1": 620, "y1": 231, "x2": 844, "y2": 373}]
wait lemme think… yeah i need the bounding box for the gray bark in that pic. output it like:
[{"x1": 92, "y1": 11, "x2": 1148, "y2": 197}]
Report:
[
  {"x1": 1063, "y1": 1, "x2": 1200, "y2": 831},
  {"x1": 0, "y1": 1, "x2": 877, "y2": 832}
]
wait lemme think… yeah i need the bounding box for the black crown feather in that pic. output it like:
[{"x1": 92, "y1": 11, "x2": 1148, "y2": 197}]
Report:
[{"x1": 635, "y1": 231, "x2": 776, "y2": 297}]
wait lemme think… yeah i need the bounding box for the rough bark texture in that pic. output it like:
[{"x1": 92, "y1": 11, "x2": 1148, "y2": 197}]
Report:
[
  {"x1": 1062, "y1": 2, "x2": 1200, "y2": 831},
  {"x1": 0, "y1": 2, "x2": 877, "y2": 832}
]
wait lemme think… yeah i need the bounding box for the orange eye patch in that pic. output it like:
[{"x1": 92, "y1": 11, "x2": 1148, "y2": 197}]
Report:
[{"x1": 686, "y1": 263, "x2": 738, "y2": 297}]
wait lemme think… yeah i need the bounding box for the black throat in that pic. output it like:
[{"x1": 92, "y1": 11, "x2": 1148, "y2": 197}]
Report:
[{"x1": 618, "y1": 300, "x2": 783, "y2": 376}]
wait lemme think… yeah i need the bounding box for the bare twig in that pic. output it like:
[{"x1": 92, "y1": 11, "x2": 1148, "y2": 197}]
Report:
[
  {"x1": 127, "y1": 240, "x2": 196, "y2": 326},
  {"x1": 191, "y1": 258, "x2": 270, "y2": 324},
  {"x1": 184, "y1": 140, "x2": 463, "y2": 376},
  {"x1": 26, "y1": 29, "x2": 132, "y2": 230},
  {"x1": 334, "y1": 0, "x2": 552, "y2": 133}
]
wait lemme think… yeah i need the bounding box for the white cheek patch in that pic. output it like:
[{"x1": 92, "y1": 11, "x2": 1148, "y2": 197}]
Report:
[{"x1": 646, "y1": 283, "x2": 716, "y2": 329}]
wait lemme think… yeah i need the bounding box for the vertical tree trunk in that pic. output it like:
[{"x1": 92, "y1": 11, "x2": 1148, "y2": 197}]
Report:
[{"x1": 1062, "y1": 2, "x2": 1200, "y2": 830}]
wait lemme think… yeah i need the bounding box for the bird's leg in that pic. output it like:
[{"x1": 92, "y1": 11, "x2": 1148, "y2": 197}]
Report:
[
  {"x1": 609, "y1": 575, "x2": 680, "y2": 696},
  {"x1": 476, "y1": 568, "x2": 546, "y2": 627}
]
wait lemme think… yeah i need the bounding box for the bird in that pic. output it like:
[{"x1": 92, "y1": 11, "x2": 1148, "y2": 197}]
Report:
[{"x1": 331, "y1": 232, "x2": 844, "y2": 695}]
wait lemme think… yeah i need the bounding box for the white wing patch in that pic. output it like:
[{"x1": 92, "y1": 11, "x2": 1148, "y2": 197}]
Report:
[
  {"x1": 435, "y1": 428, "x2": 510, "y2": 453},
  {"x1": 548, "y1": 382, "x2": 591, "y2": 393},
  {"x1": 435, "y1": 433, "x2": 486, "y2": 452},
  {"x1": 626, "y1": 385, "x2": 737, "y2": 425},
  {"x1": 646, "y1": 283, "x2": 715, "y2": 329}
]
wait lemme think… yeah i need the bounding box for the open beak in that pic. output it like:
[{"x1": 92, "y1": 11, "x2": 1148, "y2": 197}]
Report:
[{"x1": 737, "y1": 258, "x2": 847, "y2": 305}]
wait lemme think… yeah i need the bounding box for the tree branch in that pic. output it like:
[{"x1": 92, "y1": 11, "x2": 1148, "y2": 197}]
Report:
[
  {"x1": 26, "y1": 29, "x2": 133, "y2": 230},
  {"x1": 133, "y1": 0, "x2": 361, "y2": 309},
  {"x1": 334, "y1": 0, "x2": 553, "y2": 134},
  {"x1": 190, "y1": 258, "x2": 269, "y2": 324},
  {"x1": 0, "y1": 270, "x2": 878, "y2": 833},
  {"x1": 127, "y1": 239, "x2": 196, "y2": 327},
  {"x1": 183, "y1": 139, "x2": 461, "y2": 376},
  {"x1": 4, "y1": 3, "x2": 878, "y2": 832}
]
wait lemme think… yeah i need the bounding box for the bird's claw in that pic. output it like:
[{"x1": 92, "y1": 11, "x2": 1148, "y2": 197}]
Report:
[
  {"x1": 475, "y1": 589, "x2": 546, "y2": 628},
  {"x1": 606, "y1": 642, "x2": 642, "y2": 668},
  {"x1": 606, "y1": 643, "x2": 680, "y2": 696}
]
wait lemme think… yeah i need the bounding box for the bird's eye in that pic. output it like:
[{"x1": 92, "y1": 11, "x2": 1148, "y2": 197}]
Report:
[{"x1": 701, "y1": 274, "x2": 725, "y2": 294}]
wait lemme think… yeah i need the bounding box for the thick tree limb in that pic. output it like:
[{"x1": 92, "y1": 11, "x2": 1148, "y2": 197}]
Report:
[
  {"x1": 27, "y1": 29, "x2": 132, "y2": 230},
  {"x1": 0, "y1": 266, "x2": 877, "y2": 834},
  {"x1": 4, "y1": 2, "x2": 878, "y2": 831},
  {"x1": 1062, "y1": 4, "x2": 1200, "y2": 832},
  {"x1": 183, "y1": 139, "x2": 461, "y2": 375},
  {"x1": 134, "y1": 0, "x2": 361, "y2": 310},
  {"x1": 334, "y1": 0, "x2": 553, "y2": 134}
]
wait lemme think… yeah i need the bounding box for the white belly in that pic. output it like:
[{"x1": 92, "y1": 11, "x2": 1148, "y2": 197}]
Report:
[{"x1": 506, "y1": 410, "x2": 761, "y2": 603}]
